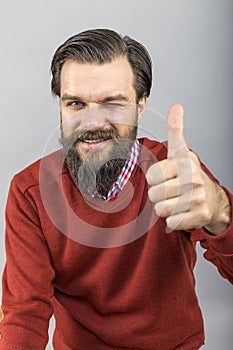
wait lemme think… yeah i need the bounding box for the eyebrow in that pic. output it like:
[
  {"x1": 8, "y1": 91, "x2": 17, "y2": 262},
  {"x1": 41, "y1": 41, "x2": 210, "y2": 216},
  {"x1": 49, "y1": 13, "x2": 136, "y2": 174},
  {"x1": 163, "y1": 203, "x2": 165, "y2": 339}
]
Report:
[{"x1": 61, "y1": 93, "x2": 129, "y2": 103}]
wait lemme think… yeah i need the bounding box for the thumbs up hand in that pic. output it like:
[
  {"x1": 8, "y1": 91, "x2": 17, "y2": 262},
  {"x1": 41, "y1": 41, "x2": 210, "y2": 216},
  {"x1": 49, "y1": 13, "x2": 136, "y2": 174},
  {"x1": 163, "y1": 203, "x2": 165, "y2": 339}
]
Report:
[{"x1": 146, "y1": 104, "x2": 230, "y2": 235}]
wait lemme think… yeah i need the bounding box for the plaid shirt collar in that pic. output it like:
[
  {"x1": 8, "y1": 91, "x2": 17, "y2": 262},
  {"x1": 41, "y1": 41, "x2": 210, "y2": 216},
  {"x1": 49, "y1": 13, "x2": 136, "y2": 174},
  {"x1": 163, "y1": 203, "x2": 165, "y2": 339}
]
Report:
[{"x1": 103, "y1": 140, "x2": 140, "y2": 201}]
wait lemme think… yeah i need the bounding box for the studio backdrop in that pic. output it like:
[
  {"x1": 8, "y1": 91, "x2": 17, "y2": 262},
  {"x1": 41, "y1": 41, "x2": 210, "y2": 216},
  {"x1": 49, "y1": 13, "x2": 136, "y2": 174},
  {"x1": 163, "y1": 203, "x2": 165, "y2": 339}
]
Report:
[{"x1": 0, "y1": 1, "x2": 232, "y2": 349}]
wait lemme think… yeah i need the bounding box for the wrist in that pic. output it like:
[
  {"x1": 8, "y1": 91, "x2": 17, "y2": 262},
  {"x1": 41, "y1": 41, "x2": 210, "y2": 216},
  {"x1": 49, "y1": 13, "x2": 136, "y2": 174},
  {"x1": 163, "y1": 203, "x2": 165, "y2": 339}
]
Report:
[{"x1": 204, "y1": 185, "x2": 231, "y2": 236}]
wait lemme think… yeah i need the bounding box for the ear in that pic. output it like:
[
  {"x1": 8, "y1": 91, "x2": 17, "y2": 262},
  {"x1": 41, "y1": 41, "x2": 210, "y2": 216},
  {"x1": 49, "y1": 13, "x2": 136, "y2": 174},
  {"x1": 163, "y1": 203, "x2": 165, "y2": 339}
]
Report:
[{"x1": 137, "y1": 95, "x2": 147, "y2": 122}]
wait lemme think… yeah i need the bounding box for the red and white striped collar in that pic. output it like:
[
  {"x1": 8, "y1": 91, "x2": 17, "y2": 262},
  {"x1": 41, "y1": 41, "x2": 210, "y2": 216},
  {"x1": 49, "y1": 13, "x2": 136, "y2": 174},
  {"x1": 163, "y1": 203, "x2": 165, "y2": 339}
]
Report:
[{"x1": 104, "y1": 140, "x2": 140, "y2": 201}]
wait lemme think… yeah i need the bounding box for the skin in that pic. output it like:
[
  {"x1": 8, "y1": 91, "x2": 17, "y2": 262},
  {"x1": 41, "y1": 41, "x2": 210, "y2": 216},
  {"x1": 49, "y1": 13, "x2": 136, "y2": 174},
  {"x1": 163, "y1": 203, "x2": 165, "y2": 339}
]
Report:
[
  {"x1": 60, "y1": 57, "x2": 230, "y2": 236},
  {"x1": 146, "y1": 104, "x2": 231, "y2": 235},
  {"x1": 60, "y1": 57, "x2": 146, "y2": 159}
]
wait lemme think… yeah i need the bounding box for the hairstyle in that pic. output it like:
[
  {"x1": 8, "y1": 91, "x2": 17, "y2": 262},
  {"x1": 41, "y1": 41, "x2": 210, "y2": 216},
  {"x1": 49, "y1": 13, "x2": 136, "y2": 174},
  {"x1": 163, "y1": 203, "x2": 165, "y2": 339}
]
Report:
[{"x1": 51, "y1": 28, "x2": 152, "y2": 102}]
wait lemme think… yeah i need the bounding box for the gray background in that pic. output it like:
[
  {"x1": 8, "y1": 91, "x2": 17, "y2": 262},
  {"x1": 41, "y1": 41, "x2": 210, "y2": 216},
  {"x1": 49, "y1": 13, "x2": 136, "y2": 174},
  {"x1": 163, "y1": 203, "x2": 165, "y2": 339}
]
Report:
[{"x1": 0, "y1": 0, "x2": 232, "y2": 349}]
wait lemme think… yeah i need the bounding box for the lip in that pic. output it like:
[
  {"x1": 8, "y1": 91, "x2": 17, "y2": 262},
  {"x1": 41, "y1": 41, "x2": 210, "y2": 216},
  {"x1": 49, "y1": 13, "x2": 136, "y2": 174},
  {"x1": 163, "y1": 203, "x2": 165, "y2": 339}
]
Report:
[{"x1": 79, "y1": 139, "x2": 110, "y2": 150}]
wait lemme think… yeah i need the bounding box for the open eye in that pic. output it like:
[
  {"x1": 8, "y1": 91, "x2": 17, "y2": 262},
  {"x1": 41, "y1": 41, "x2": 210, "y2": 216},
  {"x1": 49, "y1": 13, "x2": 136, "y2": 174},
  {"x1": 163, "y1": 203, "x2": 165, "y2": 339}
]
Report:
[{"x1": 67, "y1": 101, "x2": 85, "y2": 110}]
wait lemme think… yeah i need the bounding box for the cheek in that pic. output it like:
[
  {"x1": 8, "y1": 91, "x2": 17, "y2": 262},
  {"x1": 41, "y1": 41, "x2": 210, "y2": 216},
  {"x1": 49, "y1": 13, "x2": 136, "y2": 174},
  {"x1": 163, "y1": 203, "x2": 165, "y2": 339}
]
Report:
[
  {"x1": 113, "y1": 124, "x2": 135, "y2": 139},
  {"x1": 112, "y1": 115, "x2": 137, "y2": 138},
  {"x1": 61, "y1": 113, "x2": 82, "y2": 137},
  {"x1": 116, "y1": 125, "x2": 128, "y2": 138}
]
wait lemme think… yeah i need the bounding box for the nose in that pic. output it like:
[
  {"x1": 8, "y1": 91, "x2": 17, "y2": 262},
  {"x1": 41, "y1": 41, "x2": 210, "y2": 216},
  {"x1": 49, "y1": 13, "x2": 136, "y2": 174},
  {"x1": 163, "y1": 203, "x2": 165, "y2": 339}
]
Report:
[
  {"x1": 79, "y1": 105, "x2": 109, "y2": 131},
  {"x1": 62, "y1": 104, "x2": 113, "y2": 137}
]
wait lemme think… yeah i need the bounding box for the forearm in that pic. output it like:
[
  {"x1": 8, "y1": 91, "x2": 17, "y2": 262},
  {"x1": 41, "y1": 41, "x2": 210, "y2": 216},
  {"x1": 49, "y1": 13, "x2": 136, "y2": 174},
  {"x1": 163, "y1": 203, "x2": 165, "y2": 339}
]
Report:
[{"x1": 0, "y1": 177, "x2": 55, "y2": 348}]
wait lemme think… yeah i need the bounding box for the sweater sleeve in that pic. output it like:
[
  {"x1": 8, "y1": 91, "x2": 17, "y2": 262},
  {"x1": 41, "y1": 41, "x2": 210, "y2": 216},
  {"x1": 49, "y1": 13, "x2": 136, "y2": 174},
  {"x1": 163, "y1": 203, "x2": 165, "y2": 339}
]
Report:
[
  {"x1": 189, "y1": 157, "x2": 233, "y2": 284},
  {"x1": 0, "y1": 177, "x2": 55, "y2": 349}
]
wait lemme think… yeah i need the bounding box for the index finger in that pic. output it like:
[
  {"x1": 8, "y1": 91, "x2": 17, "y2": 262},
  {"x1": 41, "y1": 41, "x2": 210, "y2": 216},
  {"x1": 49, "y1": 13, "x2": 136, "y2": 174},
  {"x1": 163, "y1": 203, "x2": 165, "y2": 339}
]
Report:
[{"x1": 146, "y1": 158, "x2": 177, "y2": 186}]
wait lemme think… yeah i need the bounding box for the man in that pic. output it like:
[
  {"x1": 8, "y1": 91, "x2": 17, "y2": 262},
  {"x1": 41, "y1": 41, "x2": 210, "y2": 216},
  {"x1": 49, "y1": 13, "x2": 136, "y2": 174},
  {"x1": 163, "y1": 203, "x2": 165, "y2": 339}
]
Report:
[{"x1": 0, "y1": 28, "x2": 232, "y2": 349}]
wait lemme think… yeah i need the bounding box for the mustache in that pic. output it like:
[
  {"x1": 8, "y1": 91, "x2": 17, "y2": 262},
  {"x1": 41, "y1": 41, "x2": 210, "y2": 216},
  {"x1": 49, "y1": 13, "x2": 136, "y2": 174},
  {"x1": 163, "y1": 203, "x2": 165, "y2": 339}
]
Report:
[
  {"x1": 76, "y1": 129, "x2": 119, "y2": 142},
  {"x1": 60, "y1": 128, "x2": 120, "y2": 149}
]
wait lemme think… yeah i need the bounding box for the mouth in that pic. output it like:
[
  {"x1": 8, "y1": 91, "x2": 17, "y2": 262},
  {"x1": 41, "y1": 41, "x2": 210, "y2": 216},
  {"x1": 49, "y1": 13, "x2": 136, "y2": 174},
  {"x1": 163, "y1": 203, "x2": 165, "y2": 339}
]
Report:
[
  {"x1": 83, "y1": 139, "x2": 105, "y2": 144},
  {"x1": 78, "y1": 138, "x2": 111, "y2": 150}
]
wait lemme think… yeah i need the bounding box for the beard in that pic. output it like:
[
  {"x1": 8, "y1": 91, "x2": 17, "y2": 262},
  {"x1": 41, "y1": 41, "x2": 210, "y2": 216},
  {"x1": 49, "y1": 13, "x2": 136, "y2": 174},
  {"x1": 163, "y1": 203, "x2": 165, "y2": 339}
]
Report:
[{"x1": 60, "y1": 125, "x2": 138, "y2": 198}]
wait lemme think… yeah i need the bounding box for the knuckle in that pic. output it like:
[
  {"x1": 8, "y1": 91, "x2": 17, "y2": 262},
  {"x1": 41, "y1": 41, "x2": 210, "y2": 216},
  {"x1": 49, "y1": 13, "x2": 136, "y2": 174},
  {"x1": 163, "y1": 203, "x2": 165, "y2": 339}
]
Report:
[
  {"x1": 189, "y1": 151, "x2": 199, "y2": 163},
  {"x1": 166, "y1": 216, "x2": 173, "y2": 229},
  {"x1": 155, "y1": 203, "x2": 162, "y2": 216},
  {"x1": 146, "y1": 165, "x2": 162, "y2": 185},
  {"x1": 148, "y1": 187, "x2": 157, "y2": 202},
  {"x1": 148, "y1": 187, "x2": 154, "y2": 201},
  {"x1": 146, "y1": 169, "x2": 154, "y2": 185},
  {"x1": 199, "y1": 207, "x2": 212, "y2": 223},
  {"x1": 192, "y1": 173, "x2": 204, "y2": 186},
  {"x1": 146, "y1": 164, "x2": 157, "y2": 183},
  {"x1": 155, "y1": 202, "x2": 166, "y2": 217},
  {"x1": 166, "y1": 216, "x2": 178, "y2": 231},
  {"x1": 193, "y1": 191, "x2": 206, "y2": 205}
]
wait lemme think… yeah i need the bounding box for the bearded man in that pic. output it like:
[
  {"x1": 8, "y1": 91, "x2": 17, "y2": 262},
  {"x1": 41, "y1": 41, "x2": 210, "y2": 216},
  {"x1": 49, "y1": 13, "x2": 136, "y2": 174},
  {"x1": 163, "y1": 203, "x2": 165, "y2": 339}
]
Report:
[{"x1": 0, "y1": 28, "x2": 232, "y2": 350}]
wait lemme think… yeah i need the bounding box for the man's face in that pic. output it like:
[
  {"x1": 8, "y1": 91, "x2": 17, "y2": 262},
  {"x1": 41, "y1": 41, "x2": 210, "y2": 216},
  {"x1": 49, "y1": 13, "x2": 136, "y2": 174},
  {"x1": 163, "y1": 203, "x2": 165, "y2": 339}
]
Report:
[{"x1": 59, "y1": 57, "x2": 146, "y2": 197}]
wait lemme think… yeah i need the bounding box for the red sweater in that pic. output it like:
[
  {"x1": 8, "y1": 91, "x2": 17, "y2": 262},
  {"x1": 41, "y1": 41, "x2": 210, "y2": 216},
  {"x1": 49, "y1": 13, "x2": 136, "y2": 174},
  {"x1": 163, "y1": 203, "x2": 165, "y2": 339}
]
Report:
[{"x1": 1, "y1": 138, "x2": 233, "y2": 350}]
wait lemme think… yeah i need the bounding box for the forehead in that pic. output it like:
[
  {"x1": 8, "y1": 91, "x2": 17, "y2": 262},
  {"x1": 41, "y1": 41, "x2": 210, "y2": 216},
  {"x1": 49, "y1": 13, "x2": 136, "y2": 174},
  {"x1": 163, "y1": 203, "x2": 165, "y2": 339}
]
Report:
[{"x1": 60, "y1": 57, "x2": 135, "y2": 100}]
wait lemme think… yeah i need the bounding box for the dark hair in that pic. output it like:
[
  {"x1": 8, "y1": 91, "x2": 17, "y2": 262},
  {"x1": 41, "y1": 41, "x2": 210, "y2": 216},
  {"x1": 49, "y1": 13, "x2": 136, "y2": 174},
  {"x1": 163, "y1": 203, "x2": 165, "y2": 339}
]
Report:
[{"x1": 51, "y1": 28, "x2": 152, "y2": 102}]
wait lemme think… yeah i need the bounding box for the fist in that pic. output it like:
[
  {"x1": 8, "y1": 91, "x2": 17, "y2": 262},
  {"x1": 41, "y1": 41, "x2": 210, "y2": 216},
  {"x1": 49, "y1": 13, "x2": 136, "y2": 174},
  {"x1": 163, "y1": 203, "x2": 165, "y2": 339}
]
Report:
[{"x1": 146, "y1": 104, "x2": 221, "y2": 232}]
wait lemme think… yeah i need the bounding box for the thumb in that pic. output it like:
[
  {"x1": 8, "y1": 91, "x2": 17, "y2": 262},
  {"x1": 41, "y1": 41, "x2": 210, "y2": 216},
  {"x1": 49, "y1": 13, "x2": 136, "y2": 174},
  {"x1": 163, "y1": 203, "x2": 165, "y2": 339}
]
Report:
[{"x1": 167, "y1": 104, "x2": 188, "y2": 158}]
